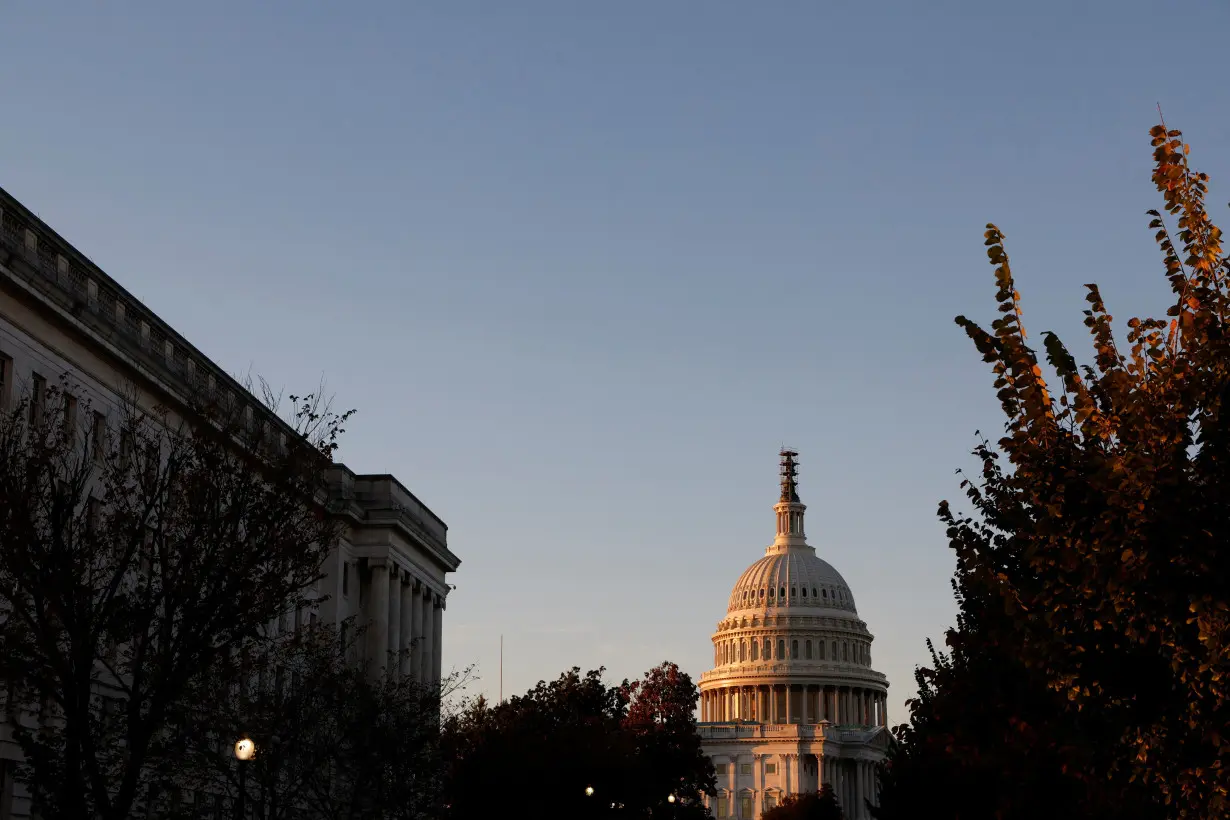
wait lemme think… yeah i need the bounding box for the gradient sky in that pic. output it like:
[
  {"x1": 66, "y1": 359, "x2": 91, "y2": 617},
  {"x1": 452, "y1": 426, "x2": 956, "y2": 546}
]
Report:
[{"x1": 2, "y1": 1, "x2": 1228, "y2": 721}]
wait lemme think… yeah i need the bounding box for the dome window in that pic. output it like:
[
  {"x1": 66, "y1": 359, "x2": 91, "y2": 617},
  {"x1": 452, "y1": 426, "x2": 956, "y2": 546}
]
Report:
[
  {"x1": 819, "y1": 641, "x2": 826, "y2": 660},
  {"x1": 751, "y1": 642, "x2": 759, "y2": 661},
  {"x1": 805, "y1": 640, "x2": 812, "y2": 659},
  {"x1": 802, "y1": 587, "x2": 808, "y2": 598},
  {"x1": 779, "y1": 586, "x2": 785, "y2": 599},
  {"x1": 822, "y1": 589, "x2": 827, "y2": 599},
  {"x1": 768, "y1": 588, "x2": 775, "y2": 599},
  {"x1": 791, "y1": 587, "x2": 797, "y2": 598},
  {"x1": 791, "y1": 640, "x2": 799, "y2": 659},
  {"x1": 777, "y1": 639, "x2": 786, "y2": 660},
  {"x1": 812, "y1": 587, "x2": 817, "y2": 597},
  {"x1": 759, "y1": 588, "x2": 766, "y2": 599}
]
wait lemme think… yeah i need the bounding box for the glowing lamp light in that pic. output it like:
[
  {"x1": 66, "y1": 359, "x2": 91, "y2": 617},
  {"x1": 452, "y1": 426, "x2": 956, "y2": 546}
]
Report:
[
  {"x1": 668, "y1": 795, "x2": 676, "y2": 803},
  {"x1": 585, "y1": 786, "x2": 594, "y2": 797},
  {"x1": 234, "y1": 737, "x2": 256, "y2": 761}
]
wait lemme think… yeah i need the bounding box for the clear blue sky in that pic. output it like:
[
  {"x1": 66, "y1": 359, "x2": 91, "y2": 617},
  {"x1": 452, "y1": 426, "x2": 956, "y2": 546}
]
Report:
[{"x1": 3, "y1": 1, "x2": 1228, "y2": 721}]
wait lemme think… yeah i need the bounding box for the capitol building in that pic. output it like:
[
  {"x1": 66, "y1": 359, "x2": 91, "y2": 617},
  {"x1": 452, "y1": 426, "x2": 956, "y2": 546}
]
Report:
[{"x1": 698, "y1": 451, "x2": 889, "y2": 820}]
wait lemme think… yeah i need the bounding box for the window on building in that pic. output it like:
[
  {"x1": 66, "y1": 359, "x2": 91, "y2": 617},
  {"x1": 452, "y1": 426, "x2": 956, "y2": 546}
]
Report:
[
  {"x1": 0, "y1": 352, "x2": 11, "y2": 409},
  {"x1": 714, "y1": 763, "x2": 728, "y2": 776},
  {"x1": 791, "y1": 640, "x2": 799, "y2": 659},
  {"x1": 751, "y1": 641, "x2": 759, "y2": 661},
  {"x1": 86, "y1": 497, "x2": 102, "y2": 533},
  {"x1": 740, "y1": 795, "x2": 753, "y2": 817},
  {"x1": 143, "y1": 443, "x2": 159, "y2": 486},
  {"x1": 777, "y1": 639, "x2": 785, "y2": 660},
  {"x1": 812, "y1": 587, "x2": 817, "y2": 597},
  {"x1": 90, "y1": 411, "x2": 106, "y2": 463},
  {"x1": 739, "y1": 641, "x2": 745, "y2": 662},
  {"x1": 714, "y1": 797, "x2": 729, "y2": 819},
  {"x1": 790, "y1": 586, "x2": 796, "y2": 598},
  {"x1": 740, "y1": 763, "x2": 752, "y2": 775},
  {"x1": 762, "y1": 639, "x2": 770, "y2": 659},
  {"x1": 61, "y1": 393, "x2": 77, "y2": 442},
  {"x1": 765, "y1": 763, "x2": 777, "y2": 775},
  {"x1": 29, "y1": 372, "x2": 46, "y2": 426},
  {"x1": 759, "y1": 588, "x2": 765, "y2": 599},
  {"x1": 765, "y1": 793, "x2": 778, "y2": 810},
  {"x1": 805, "y1": 640, "x2": 812, "y2": 659},
  {"x1": 819, "y1": 641, "x2": 826, "y2": 660},
  {"x1": 779, "y1": 586, "x2": 785, "y2": 598},
  {"x1": 843, "y1": 642, "x2": 849, "y2": 661},
  {"x1": 119, "y1": 428, "x2": 133, "y2": 472},
  {"x1": 832, "y1": 641, "x2": 838, "y2": 659}
]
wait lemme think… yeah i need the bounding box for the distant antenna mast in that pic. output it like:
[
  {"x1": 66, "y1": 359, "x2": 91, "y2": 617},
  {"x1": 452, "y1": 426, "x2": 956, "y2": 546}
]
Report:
[{"x1": 499, "y1": 635, "x2": 503, "y2": 703}]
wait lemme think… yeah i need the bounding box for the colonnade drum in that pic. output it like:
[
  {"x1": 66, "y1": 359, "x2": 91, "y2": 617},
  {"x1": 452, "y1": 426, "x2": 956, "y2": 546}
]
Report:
[
  {"x1": 701, "y1": 682, "x2": 887, "y2": 728},
  {"x1": 697, "y1": 451, "x2": 889, "y2": 820}
]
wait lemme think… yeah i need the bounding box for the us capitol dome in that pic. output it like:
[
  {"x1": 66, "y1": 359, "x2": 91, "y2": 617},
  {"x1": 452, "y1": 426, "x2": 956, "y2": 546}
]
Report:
[{"x1": 698, "y1": 451, "x2": 889, "y2": 820}]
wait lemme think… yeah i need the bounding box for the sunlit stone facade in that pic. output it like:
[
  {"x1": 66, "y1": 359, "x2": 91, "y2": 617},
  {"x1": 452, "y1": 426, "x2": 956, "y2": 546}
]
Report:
[
  {"x1": 0, "y1": 186, "x2": 460, "y2": 817},
  {"x1": 699, "y1": 452, "x2": 888, "y2": 820}
]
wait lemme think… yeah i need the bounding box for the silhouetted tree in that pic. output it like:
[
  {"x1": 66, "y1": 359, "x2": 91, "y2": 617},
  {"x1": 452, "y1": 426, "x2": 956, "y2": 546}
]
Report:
[
  {"x1": 442, "y1": 662, "x2": 714, "y2": 820},
  {"x1": 173, "y1": 620, "x2": 464, "y2": 820},
  {"x1": 875, "y1": 122, "x2": 1229, "y2": 819},
  {"x1": 0, "y1": 377, "x2": 350, "y2": 820},
  {"x1": 762, "y1": 785, "x2": 844, "y2": 820}
]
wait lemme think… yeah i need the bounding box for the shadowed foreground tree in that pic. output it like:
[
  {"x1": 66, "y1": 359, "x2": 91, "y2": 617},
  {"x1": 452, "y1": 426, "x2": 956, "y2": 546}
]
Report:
[
  {"x1": 874, "y1": 123, "x2": 1229, "y2": 819},
  {"x1": 0, "y1": 377, "x2": 350, "y2": 820},
  {"x1": 441, "y1": 662, "x2": 714, "y2": 820},
  {"x1": 172, "y1": 620, "x2": 465, "y2": 820},
  {"x1": 762, "y1": 785, "x2": 844, "y2": 820}
]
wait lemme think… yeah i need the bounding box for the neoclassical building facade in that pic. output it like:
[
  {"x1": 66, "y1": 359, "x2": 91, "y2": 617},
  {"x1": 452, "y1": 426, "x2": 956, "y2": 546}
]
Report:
[
  {"x1": 0, "y1": 185, "x2": 460, "y2": 817},
  {"x1": 698, "y1": 452, "x2": 888, "y2": 820}
]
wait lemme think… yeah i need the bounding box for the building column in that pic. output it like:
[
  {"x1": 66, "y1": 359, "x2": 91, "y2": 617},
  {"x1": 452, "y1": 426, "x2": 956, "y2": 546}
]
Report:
[
  {"x1": 408, "y1": 582, "x2": 423, "y2": 678},
  {"x1": 388, "y1": 569, "x2": 401, "y2": 665},
  {"x1": 368, "y1": 562, "x2": 389, "y2": 678},
  {"x1": 419, "y1": 589, "x2": 434, "y2": 684},
  {"x1": 784, "y1": 684, "x2": 792, "y2": 723},
  {"x1": 432, "y1": 597, "x2": 444, "y2": 683},
  {"x1": 399, "y1": 577, "x2": 413, "y2": 678}
]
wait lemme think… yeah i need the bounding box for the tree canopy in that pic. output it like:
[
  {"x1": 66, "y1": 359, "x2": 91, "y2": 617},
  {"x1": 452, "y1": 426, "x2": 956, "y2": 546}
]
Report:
[
  {"x1": 0, "y1": 378, "x2": 349, "y2": 820},
  {"x1": 762, "y1": 785, "x2": 844, "y2": 820},
  {"x1": 874, "y1": 123, "x2": 1230, "y2": 819},
  {"x1": 441, "y1": 662, "x2": 715, "y2": 820}
]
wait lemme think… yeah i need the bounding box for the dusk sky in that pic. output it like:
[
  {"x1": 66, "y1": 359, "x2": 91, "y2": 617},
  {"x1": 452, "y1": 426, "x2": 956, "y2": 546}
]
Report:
[{"x1": 2, "y1": 1, "x2": 1227, "y2": 720}]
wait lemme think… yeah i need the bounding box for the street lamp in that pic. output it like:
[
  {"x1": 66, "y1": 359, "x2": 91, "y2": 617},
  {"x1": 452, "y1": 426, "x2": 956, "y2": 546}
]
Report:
[
  {"x1": 667, "y1": 794, "x2": 676, "y2": 803},
  {"x1": 585, "y1": 786, "x2": 595, "y2": 797},
  {"x1": 234, "y1": 737, "x2": 256, "y2": 820}
]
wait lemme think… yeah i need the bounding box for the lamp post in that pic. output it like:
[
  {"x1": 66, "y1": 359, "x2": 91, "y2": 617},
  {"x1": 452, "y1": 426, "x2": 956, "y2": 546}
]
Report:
[{"x1": 234, "y1": 737, "x2": 256, "y2": 820}]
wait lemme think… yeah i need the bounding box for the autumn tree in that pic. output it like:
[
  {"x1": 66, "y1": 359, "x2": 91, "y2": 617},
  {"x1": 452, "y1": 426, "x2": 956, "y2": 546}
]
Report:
[
  {"x1": 441, "y1": 663, "x2": 714, "y2": 820},
  {"x1": 762, "y1": 785, "x2": 844, "y2": 820},
  {"x1": 875, "y1": 123, "x2": 1229, "y2": 818},
  {"x1": 618, "y1": 662, "x2": 715, "y2": 819},
  {"x1": 0, "y1": 376, "x2": 350, "y2": 820}
]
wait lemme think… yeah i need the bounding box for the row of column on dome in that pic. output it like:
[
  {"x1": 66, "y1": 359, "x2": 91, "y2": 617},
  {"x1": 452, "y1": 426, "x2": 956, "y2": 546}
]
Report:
[
  {"x1": 710, "y1": 755, "x2": 880, "y2": 820},
  {"x1": 700, "y1": 684, "x2": 887, "y2": 727},
  {"x1": 363, "y1": 559, "x2": 445, "y2": 684},
  {"x1": 716, "y1": 635, "x2": 870, "y2": 666}
]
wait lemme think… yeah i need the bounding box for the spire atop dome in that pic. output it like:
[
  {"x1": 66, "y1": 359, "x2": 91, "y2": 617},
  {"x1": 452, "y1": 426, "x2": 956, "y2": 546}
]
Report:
[
  {"x1": 779, "y1": 449, "x2": 800, "y2": 503},
  {"x1": 772, "y1": 449, "x2": 808, "y2": 550}
]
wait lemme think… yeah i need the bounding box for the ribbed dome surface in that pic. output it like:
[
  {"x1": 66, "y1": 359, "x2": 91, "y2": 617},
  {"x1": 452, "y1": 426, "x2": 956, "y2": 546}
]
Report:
[{"x1": 727, "y1": 547, "x2": 857, "y2": 614}]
